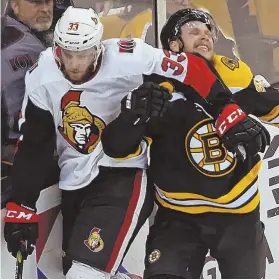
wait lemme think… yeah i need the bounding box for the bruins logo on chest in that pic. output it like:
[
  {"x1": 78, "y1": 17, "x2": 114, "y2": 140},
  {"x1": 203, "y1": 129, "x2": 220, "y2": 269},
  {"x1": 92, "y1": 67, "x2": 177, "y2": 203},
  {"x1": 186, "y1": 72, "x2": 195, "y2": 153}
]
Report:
[{"x1": 185, "y1": 118, "x2": 236, "y2": 177}]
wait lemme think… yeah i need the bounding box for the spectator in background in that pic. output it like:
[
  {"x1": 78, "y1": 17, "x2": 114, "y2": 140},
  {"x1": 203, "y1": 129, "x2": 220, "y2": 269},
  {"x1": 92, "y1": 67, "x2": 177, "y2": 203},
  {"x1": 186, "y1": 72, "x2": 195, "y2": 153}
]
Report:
[
  {"x1": 1, "y1": 0, "x2": 72, "y2": 163},
  {"x1": 1, "y1": 0, "x2": 53, "y2": 161},
  {"x1": 1, "y1": 0, "x2": 72, "y2": 206}
]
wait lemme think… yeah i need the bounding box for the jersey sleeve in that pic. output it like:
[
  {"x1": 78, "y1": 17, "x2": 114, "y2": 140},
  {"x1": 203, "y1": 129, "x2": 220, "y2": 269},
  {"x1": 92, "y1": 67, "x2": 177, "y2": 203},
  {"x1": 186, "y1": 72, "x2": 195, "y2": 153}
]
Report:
[
  {"x1": 139, "y1": 41, "x2": 233, "y2": 118},
  {"x1": 101, "y1": 116, "x2": 147, "y2": 159},
  {"x1": 11, "y1": 92, "x2": 56, "y2": 207},
  {"x1": 233, "y1": 75, "x2": 279, "y2": 128}
]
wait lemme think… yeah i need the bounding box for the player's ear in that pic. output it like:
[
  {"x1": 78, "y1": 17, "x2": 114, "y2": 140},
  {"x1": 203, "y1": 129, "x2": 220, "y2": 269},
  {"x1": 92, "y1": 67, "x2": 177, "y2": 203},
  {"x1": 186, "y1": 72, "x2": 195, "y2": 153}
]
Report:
[
  {"x1": 10, "y1": 0, "x2": 19, "y2": 16},
  {"x1": 169, "y1": 40, "x2": 180, "y2": 52}
]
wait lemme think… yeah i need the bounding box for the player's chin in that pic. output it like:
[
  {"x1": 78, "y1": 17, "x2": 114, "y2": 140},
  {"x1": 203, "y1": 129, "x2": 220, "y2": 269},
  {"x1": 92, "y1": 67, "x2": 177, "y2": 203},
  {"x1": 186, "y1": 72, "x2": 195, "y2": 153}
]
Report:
[
  {"x1": 68, "y1": 73, "x2": 83, "y2": 82},
  {"x1": 194, "y1": 49, "x2": 214, "y2": 61}
]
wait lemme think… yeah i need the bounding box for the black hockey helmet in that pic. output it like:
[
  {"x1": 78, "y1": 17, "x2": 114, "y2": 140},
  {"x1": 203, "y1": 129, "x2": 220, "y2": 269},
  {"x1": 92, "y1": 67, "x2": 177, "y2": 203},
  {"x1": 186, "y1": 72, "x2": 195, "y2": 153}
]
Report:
[{"x1": 160, "y1": 8, "x2": 218, "y2": 50}]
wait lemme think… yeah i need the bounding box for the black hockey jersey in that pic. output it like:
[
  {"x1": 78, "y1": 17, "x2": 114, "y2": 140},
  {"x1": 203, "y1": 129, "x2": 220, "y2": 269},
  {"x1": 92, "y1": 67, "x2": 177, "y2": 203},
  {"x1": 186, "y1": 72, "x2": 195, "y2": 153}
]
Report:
[
  {"x1": 146, "y1": 98, "x2": 261, "y2": 214},
  {"x1": 102, "y1": 55, "x2": 279, "y2": 215}
]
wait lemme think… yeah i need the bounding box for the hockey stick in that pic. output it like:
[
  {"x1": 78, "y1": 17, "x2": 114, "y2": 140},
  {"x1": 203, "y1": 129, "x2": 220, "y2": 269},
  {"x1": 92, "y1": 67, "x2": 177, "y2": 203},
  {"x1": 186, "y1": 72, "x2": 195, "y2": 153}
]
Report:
[{"x1": 15, "y1": 241, "x2": 26, "y2": 279}]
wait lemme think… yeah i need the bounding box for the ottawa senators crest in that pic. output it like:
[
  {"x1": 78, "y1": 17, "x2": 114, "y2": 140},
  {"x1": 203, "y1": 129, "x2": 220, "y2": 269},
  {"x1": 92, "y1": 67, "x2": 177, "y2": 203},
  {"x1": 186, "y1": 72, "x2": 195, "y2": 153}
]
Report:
[
  {"x1": 58, "y1": 90, "x2": 106, "y2": 154},
  {"x1": 84, "y1": 227, "x2": 104, "y2": 252}
]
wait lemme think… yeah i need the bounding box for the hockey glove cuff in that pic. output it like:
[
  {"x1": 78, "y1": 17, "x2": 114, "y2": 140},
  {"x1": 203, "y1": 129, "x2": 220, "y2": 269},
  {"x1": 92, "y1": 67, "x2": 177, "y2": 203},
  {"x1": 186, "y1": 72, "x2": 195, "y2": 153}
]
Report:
[
  {"x1": 121, "y1": 82, "x2": 171, "y2": 125},
  {"x1": 4, "y1": 202, "x2": 39, "y2": 259},
  {"x1": 216, "y1": 104, "x2": 270, "y2": 161}
]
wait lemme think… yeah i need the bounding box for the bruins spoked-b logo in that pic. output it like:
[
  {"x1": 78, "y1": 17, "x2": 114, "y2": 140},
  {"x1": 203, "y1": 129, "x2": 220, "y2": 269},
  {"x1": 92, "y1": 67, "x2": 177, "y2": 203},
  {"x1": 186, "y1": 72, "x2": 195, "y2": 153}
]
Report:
[
  {"x1": 148, "y1": 249, "x2": 161, "y2": 263},
  {"x1": 185, "y1": 118, "x2": 236, "y2": 177},
  {"x1": 58, "y1": 90, "x2": 106, "y2": 154}
]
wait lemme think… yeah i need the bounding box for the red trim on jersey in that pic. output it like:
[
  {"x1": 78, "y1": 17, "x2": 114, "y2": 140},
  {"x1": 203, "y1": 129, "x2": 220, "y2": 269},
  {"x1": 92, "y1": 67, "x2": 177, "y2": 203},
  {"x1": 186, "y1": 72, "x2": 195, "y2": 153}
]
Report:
[
  {"x1": 184, "y1": 54, "x2": 217, "y2": 99},
  {"x1": 105, "y1": 170, "x2": 142, "y2": 273}
]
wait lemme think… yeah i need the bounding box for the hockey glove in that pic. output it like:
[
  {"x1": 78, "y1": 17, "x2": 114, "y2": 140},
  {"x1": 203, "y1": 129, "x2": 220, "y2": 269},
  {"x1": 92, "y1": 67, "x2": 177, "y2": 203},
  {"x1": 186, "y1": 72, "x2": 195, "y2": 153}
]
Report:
[
  {"x1": 216, "y1": 103, "x2": 270, "y2": 161},
  {"x1": 121, "y1": 82, "x2": 171, "y2": 125},
  {"x1": 4, "y1": 202, "x2": 39, "y2": 260}
]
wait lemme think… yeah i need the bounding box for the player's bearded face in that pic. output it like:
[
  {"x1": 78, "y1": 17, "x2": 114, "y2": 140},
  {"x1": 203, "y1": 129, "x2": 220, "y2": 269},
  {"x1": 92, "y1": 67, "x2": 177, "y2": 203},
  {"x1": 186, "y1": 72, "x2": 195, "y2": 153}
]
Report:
[
  {"x1": 12, "y1": 0, "x2": 53, "y2": 32},
  {"x1": 180, "y1": 21, "x2": 214, "y2": 61},
  {"x1": 60, "y1": 48, "x2": 98, "y2": 83}
]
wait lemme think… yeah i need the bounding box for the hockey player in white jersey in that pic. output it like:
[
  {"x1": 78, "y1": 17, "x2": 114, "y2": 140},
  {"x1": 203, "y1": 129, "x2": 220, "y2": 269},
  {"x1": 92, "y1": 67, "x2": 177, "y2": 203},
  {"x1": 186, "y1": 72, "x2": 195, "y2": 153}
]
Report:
[{"x1": 3, "y1": 6, "x2": 244, "y2": 279}]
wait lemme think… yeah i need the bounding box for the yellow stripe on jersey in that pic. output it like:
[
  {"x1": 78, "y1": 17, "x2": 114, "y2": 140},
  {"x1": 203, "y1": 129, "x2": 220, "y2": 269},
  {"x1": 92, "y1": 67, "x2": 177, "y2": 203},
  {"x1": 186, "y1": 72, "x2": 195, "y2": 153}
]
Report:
[
  {"x1": 1, "y1": 160, "x2": 13, "y2": 166},
  {"x1": 114, "y1": 145, "x2": 142, "y2": 160},
  {"x1": 213, "y1": 55, "x2": 253, "y2": 90},
  {"x1": 114, "y1": 136, "x2": 152, "y2": 160},
  {"x1": 259, "y1": 105, "x2": 279, "y2": 127},
  {"x1": 143, "y1": 136, "x2": 153, "y2": 146},
  {"x1": 155, "y1": 160, "x2": 261, "y2": 204},
  {"x1": 155, "y1": 191, "x2": 260, "y2": 214}
]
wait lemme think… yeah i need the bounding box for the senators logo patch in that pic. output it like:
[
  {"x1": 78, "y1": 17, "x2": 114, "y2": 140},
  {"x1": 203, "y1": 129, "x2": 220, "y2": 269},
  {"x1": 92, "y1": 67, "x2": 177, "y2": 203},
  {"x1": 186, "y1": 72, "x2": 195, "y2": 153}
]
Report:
[
  {"x1": 117, "y1": 38, "x2": 136, "y2": 53},
  {"x1": 58, "y1": 90, "x2": 106, "y2": 154},
  {"x1": 9, "y1": 54, "x2": 33, "y2": 72},
  {"x1": 185, "y1": 118, "x2": 236, "y2": 177},
  {"x1": 84, "y1": 227, "x2": 104, "y2": 252}
]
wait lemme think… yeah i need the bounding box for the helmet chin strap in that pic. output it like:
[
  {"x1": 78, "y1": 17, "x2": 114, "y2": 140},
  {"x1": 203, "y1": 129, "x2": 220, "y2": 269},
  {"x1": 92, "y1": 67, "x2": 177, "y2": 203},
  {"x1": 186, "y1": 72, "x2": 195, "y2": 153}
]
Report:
[
  {"x1": 53, "y1": 45, "x2": 62, "y2": 68},
  {"x1": 92, "y1": 44, "x2": 105, "y2": 72}
]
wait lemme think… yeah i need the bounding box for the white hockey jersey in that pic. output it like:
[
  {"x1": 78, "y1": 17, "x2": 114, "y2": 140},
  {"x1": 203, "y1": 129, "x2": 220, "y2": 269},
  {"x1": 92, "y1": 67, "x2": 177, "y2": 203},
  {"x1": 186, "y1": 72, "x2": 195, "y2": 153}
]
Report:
[{"x1": 20, "y1": 38, "x2": 232, "y2": 192}]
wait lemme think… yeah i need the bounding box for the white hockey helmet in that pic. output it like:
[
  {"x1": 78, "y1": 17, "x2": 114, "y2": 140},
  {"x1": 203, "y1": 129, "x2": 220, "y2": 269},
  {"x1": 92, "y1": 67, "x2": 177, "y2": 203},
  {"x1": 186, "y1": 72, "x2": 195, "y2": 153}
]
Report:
[{"x1": 54, "y1": 6, "x2": 103, "y2": 52}]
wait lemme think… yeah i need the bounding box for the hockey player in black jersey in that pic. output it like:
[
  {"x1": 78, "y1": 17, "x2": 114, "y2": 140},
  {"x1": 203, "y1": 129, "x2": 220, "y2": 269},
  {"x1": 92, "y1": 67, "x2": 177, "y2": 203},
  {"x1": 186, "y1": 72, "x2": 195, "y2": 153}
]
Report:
[{"x1": 101, "y1": 9, "x2": 279, "y2": 279}]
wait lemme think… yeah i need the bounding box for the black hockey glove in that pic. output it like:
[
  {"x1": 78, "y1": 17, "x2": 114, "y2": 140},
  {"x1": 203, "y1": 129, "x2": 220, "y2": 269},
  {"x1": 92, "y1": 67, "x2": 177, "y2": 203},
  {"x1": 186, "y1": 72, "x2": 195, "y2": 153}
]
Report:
[
  {"x1": 216, "y1": 104, "x2": 270, "y2": 161},
  {"x1": 121, "y1": 82, "x2": 171, "y2": 125},
  {"x1": 4, "y1": 202, "x2": 39, "y2": 260}
]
